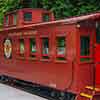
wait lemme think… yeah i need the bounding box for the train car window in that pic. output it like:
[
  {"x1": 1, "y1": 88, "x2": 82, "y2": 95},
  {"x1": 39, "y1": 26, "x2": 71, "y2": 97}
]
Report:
[
  {"x1": 42, "y1": 38, "x2": 49, "y2": 59},
  {"x1": 24, "y1": 12, "x2": 32, "y2": 21},
  {"x1": 30, "y1": 38, "x2": 36, "y2": 57},
  {"x1": 80, "y1": 36, "x2": 90, "y2": 61},
  {"x1": 43, "y1": 14, "x2": 50, "y2": 22},
  {"x1": 5, "y1": 15, "x2": 9, "y2": 26},
  {"x1": 96, "y1": 22, "x2": 100, "y2": 43},
  {"x1": 13, "y1": 14, "x2": 17, "y2": 25},
  {"x1": 19, "y1": 39, "x2": 25, "y2": 56},
  {"x1": 56, "y1": 37, "x2": 66, "y2": 60}
]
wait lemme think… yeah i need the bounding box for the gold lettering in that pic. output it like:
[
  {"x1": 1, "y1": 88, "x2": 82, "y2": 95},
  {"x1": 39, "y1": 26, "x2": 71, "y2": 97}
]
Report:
[{"x1": 8, "y1": 31, "x2": 37, "y2": 36}]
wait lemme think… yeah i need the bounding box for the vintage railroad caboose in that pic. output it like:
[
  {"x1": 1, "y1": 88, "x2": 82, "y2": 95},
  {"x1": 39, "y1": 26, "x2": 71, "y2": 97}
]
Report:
[{"x1": 0, "y1": 7, "x2": 100, "y2": 100}]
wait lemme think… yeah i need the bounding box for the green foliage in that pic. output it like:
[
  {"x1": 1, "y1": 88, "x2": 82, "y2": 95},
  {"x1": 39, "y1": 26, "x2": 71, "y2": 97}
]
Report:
[
  {"x1": 0, "y1": 0, "x2": 20, "y2": 25},
  {"x1": 42, "y1": 0, "x2": 100, "y2": 19},
  {"x1": 0, "y1": 0, "x2": 100, "y2": 25}
]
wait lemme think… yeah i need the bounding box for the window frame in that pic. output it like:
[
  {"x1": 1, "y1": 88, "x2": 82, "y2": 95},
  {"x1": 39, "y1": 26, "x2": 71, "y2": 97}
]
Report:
[
  {"x1": 5, "y1": 15, "x2": 9, "y2": 26},
  {"x1": 18, "y1": 38, "x2": 25, "y2": 57},
  {"x1": 55, "y1": 36, "x2": 67, "y2": 62},
  {"x1": 12, "y1": 13, "x2": 17, "y2": 25},
  {"x1": 23, "y1": 11, "x2": 32, "y2": 22},
  {"x1": 29, "y1": 37, "x2": 37, "y2": 59},
  {"x1": 42, "y1": 13, "x2": 50, "y2": 22},
  {"x1": 40, "y1": 36, "x2": 51, "y2": 61},
  {"x1": 80, "y1": 35, "x2": 91, "y2": 62},
  {"x1": 96, "y1": 22, "x2": 100, "y2": 44}
]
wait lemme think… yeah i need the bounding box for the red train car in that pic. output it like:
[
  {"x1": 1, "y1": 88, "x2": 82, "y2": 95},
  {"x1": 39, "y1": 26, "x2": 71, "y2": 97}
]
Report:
[{"x1": 0, "y1": 8, "x2": 100, "y2": 100}]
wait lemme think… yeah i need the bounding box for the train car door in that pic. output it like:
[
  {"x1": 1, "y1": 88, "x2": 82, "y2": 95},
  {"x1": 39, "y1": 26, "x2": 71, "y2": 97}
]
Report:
[{"x1": 95, "y1": 22, "x2": 100, "y2": 86}]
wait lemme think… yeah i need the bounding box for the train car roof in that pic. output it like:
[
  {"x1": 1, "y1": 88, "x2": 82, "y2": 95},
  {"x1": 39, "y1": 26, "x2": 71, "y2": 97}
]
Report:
[
  {"x1": 4, "y1": 8, "x2": 52, "y2": 15},
  {"x1": 1, "y1": 12, "x2": 100, "y2": 32}
]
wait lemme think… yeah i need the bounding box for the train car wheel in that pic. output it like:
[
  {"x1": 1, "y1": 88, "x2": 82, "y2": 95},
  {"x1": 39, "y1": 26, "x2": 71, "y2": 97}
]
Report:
[
  {"x1": 0, "y1": 75, "x2": 6, "y2": 82},
  {"x1": 51, "y1": 91, "x2": 57, "y2": 97}
]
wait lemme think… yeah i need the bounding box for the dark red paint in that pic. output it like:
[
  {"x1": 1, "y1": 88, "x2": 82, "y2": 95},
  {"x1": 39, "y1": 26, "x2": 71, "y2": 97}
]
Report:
[{"x1": 0, "y1": 8, "x2": 100, "y2": 100}]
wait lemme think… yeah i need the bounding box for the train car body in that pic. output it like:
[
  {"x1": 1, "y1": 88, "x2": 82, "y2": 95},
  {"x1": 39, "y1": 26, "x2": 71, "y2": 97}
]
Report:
[{"x1": 0, "y1": 8, "x2": 100, "y2": 100}]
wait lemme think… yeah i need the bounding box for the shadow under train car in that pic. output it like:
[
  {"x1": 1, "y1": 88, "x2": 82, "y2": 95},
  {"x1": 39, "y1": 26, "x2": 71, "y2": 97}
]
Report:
[{"x1": 0, "y1": 83, "x2": 48, "y2": 100}]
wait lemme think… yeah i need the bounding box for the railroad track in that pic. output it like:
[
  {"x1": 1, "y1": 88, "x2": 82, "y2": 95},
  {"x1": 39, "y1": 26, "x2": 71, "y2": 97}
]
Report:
[{"x1": 0, "y1": 75, "x2": 74, "y2": 100}]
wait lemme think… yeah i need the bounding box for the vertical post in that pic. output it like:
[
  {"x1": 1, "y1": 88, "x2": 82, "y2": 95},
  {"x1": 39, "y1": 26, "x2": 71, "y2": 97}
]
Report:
[{"x1": 25, "y1": 38, "x2": 30, "y2": 59}]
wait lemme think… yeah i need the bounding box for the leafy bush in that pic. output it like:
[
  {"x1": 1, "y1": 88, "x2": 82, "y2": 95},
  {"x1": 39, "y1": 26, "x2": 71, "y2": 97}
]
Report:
[{"x1": 0, "y1": 0, "x2": 100, "y2": 25}]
